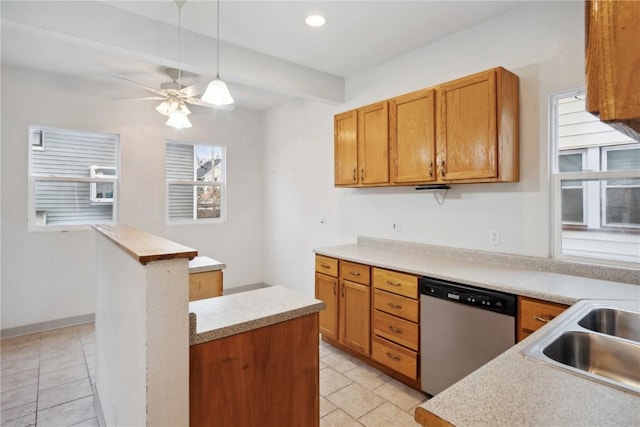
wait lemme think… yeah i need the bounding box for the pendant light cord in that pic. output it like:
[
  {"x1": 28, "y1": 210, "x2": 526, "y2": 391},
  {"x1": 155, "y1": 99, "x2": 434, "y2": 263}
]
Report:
[
  {"x1": 216, "y1": 0, "x2": 220, "y2": 78},
  {"x1": 177, "y1": 4, "x2": 182, "y2": 89}
]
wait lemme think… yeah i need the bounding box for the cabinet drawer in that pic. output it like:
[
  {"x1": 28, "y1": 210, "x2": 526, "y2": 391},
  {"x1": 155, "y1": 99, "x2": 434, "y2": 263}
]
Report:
[
  {"x1": 373, "y1": 310, "x2": 419, "y2": 351},
  {"x1": 315, "y1": 255, "x2": 338, "y2": 277},
  {"x1": 372, "y1": 336, "x2": 418, "y2": 380},
  {"x1": 372, "y1": 268, "x2": 417, "y2": 299},
  {"x1": 519, "y1": 296, "x2": 568, "y2": 334},
  {"x1": 374, "y1": 289, "x2": 419, "y2": 323},
  {"x1": 339, "y1": 261, "x2": 370, "y2": 285}
]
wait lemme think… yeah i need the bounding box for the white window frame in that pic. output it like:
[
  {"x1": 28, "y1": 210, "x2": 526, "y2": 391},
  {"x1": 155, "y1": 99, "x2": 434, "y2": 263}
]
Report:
[
  {"x1": 165, "y1": 140, "x2": 226, "y2": 224},
  {"x1": 28, "y1": 126, "x2": 120, "y2": 232},
  {"x1": 557, "y1": 149, "x2": 588, "y2": 226},
  {"x1": 549, "y1": 89, "x2": 640, "y2": 267},
  {"x1": 601, "y1": 144, "x2": 640, "y2": 229}
]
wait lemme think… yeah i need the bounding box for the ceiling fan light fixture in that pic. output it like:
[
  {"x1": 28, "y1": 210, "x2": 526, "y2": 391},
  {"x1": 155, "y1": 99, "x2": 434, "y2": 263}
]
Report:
[
  {"x1": 201, "y1": 78, "x2": 234, "y2": 106},
  {"x1": 166, "y1": 108, "x2": 192, "y2": 129},
  {"x1": 180, "y1": 101, "x2": 192, "y2": 115}
]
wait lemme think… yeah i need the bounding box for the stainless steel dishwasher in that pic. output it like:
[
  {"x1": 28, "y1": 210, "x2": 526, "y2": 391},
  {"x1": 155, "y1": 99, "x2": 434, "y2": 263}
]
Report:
[{"x1": 420, "y1": 276, "x2": 517, "y2": 396}]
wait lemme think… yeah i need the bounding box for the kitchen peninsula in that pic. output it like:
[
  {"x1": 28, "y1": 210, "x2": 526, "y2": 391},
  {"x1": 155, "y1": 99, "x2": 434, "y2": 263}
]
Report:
[{"x1": 93, "y1": 224, "x2": 324, "y2": 427}]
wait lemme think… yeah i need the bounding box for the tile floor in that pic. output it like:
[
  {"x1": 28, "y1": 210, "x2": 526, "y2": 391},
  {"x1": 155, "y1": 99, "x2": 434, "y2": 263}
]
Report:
[
  {"x1": 1, "y1": 324, "x2": 425, "y2": 426},
  {"x1": 319, "y1": 339, "x2": 424, "y2": 426},
  {"x1": 1, "y1": 323, "x2": 97, "y2": 427}
]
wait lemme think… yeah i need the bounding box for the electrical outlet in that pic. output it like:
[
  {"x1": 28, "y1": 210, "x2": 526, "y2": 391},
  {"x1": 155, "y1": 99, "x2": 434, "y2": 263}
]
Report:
[
  {"x1": 489, "y1": 230, "x2": 500, "y2": 245},
  {"x1": 393, "y1": 223, "x2": 402, "y2": 235}
]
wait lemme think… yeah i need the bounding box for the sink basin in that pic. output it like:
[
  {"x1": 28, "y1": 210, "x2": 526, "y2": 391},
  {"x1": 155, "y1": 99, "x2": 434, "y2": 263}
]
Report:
[
  {"x1": 542, "y1": 331, "x2": 640, "y2": 390},
  {"x1": 523, "y1": 300, "x2": 640, "y2": 395},
  {"x1": 578, "y1": 308, "x2": 640, "y2": 342}
]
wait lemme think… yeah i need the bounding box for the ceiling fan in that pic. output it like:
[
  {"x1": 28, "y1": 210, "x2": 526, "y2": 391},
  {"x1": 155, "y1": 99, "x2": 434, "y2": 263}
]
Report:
[
  {"x1": 113, "y1": 0, "x2": 234, "y2": 129},
  {"x1": 114, "y1": 68, "x2": 234, "y2": 114}
]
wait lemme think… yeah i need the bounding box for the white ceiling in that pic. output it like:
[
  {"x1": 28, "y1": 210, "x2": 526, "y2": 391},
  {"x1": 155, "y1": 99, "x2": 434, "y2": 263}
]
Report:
[{"x1": 1, "y1": 1, "x2": 530, "y2": 111}]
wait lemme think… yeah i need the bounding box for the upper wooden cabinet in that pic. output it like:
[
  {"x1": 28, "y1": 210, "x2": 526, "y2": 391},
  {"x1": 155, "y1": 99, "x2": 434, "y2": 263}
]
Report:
[
  {"x1": 334, "y1": 110, "x2": 358, "y2": 185},
  {"x1": 335, "y1": 102, "x2": 389, "y2": 187},
  {"x1": 390, "y1": 89, "x2": 436, "y2": 184},
  {"x1": 585, "y1": 0, "x2": 640, "y2": 137},
  {"x1": 334, "y1": 67, "x2": 519, "y2": 187},
  {"x1": 437, "y1": 67, "x2": 519, "y2": 183}
]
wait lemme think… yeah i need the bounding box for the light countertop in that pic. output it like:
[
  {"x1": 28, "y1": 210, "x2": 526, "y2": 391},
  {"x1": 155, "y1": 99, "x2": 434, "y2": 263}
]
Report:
[
  {"x1": 415, "y1": 299, "x2": 640, "y2": 426},
  {"x1": 188, "y1": 285, "x2": 324, "y2": 345},
  {"x1": 188, "y1": 256, "x2": 226, "y2": 273},
  {"x1": 314, "y1": 241, "x2": 639, "y2": 305}
]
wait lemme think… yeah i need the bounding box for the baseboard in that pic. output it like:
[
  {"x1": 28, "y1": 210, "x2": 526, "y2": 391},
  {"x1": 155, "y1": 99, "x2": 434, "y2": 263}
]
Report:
[
  {"x1": 1, "y1": 313, "x2": 95, "y2": 338},
  {"x1": 223, "y1": 282, "x2": 272, "y2": 295},
  {"x1": 92, "y1": 383, "x2": 107, "y2": 427}
]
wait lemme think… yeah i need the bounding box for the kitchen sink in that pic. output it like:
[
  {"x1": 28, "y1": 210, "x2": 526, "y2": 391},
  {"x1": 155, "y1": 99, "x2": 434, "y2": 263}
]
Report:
[
  {"x1": 542, "y1": 331, "x2": 640, "y2": 390},
  {"x1": 577, "y1": 308, "x2": 640, "y2": 342},
  {"x1": 523, "y1": 300, "x2": 640, "y2": 395}
]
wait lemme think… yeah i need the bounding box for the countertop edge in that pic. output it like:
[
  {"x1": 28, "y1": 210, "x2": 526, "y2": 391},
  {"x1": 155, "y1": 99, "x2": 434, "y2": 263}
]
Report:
[{"x1": 94, "y1": 224, "x2": 197, "y2": 265}]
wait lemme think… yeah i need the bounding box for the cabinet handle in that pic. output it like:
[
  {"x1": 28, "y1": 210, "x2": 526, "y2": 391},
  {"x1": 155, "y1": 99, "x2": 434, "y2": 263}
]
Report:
[
  {"x1": 360, "y1": 169, "x2": 364, "y2": 181},
  {"x1": 388, "y1": 326, "x2": 403, "y2": 334},
  {"x1": 429, "y1": 162, "x2": 433, "y2": 177},
  {"x1": 385, "y1": 352, "x2": 401, "y2": 361},
  {"x1": 349, "y1": 271, "x2": 361, "y2": 276},
  {"x1": 386, "y1": 280, "x2": 401, "y2": 287},
  {"x1": 387, "y1": 302, "x2": 402, "y2": 310},
  {"x1": 341, "y1": 284, "x2": 345, "y2": 297},
  {"x1": 441, "y1": 160, "x2": 446, "y2": 177},
  {"x1": 352, "y1": 168, "x2": 357, "y2": 182},
  {"x1": 320, "y1": 264, "x2": 331, "y2": 269},
  {"x1": 534, "y1": 315, "x2": 553, "y2": 324},
  {"x1": 333, "y1": 283, "x2": 336, "y2": 295}
]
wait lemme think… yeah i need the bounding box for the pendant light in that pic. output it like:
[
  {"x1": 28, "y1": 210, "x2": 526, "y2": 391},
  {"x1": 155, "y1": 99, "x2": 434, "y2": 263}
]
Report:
[
  {"x1": 166, "y1": 0, "x2": 192, "y2": 129},
  {"x1": 201, "y1": 0, "x2": 234, "y2": 106}
]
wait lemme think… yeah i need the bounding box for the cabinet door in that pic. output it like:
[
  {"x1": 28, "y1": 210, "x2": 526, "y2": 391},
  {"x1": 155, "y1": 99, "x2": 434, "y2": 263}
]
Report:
[
  {"x1": 316, "y1": 273, "x2": 339, "y2": 341},
  {"x1": 586, "y1": 0, "x2": 640, "y2": 127},
  {"x1": 438, "y1": 70, "x2": 498, "y2": 180},
  {"x1": 334, "y1": 110, "x2": 358, "y2": 186},
  {"x1": 390, "y1": 89, "x2": 436, "y2": 184},
  {"x1": 340, "y1": 279, "x2": 371, "y2": 355},
  {"x1": 358, "y1": 101, "x2": 389, "y2": 185}
]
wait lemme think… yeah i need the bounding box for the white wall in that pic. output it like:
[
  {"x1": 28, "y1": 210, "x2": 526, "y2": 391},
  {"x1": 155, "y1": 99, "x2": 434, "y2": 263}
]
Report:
[
  {"x1": 1, "y1": 65, "x2": 264, "y2": 329},
  {"x1": 262, "y1": 1, "x2": 586, "y2": 296}
]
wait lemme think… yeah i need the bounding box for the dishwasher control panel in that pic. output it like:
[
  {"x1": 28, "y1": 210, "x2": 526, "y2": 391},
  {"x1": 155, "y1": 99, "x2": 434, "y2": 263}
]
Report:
[{"x1": 420, "y1": 277, "x2": 517, "y2": 316}]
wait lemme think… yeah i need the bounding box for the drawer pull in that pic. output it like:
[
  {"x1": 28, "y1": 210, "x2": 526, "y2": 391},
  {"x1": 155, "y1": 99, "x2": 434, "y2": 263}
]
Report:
[
  {"x1": 349, "y1": 271, "x2": 361, "y2": 276},
  {"x1": 385, "y1": 352, "x2": 401, "y2": 362},
  {"x1": 387, "y1": 302, "x2": 402, "y2": 310},
  {"x1": 386, "y1": 280, "x2": 401, "y2": 287},
  {"x1": 320, "y1": 264, "x2": 331, "y2": 269},
  {"x1": 534, "y1": 315, "x2": 553, "y2": 324},
  {"x1": 388, "y1": 326, "x2": 403, "y2": 334}
]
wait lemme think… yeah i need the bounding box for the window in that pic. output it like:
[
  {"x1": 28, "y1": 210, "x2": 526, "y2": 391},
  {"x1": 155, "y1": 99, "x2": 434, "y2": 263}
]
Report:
[
  {"x1": 550, "y1": 90, "x2": 639, "y2": 266},
  {"x1": 29, "y1": 126, "x2": 119, "y2": 230},
  {"x1": 166, "y1": 140, "x2": 225, "y2": 222}
]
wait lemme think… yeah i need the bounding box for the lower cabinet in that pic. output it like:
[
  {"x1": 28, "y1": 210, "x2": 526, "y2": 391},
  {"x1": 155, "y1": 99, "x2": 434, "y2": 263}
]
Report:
[
  {"x1": 517, "y1": 296, "x2": 568, "y2": 342},
  {"x1": 315, "y1": 255, "x2": 420, "y2": 389}
]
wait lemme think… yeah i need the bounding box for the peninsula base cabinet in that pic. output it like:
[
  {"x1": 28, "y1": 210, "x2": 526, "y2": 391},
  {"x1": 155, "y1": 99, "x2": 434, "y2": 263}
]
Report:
[
  {"x1": 517, "y1": 296, "x2": 569, "y2": 342},
  {"x1": 315, "y1": 255, "x2": 421, "y2": 390}
]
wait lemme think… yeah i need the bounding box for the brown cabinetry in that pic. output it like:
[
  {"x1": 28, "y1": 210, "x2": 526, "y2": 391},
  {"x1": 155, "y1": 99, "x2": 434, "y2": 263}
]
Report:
[
  {"x1": 437, "y1": 67, "x2": 519, "y2": 183},
  {"x1": 371, "y1": 267, "x2": 420, "y2": 381},
  {"x1": 390, "y1": 89, "x2": 436, "y2": 184},
  {"x1": 586, "y1": 0, "x2": 640, "y2": 136},
  {"x1": 334, "y1": 67, "x2": 519, "y2": 187},
  {"x1": 314, "y1": 256, "x2": 371, "y2": 356},
  {"x1": 517, "y1": 296, "x2": 568, "y2": 342},
  {"x1": 188, "y1": 270, "x2": 223, "y2": 301},
  {"x1": 334, "y1": 102, "x2": 389, "y2": 187}
]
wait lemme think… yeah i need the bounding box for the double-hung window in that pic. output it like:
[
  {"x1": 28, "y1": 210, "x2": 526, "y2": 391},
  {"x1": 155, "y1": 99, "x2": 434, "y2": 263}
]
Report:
[
  {"x1": 550, "y1": 89, "x2": 639, "y2": 266},
  {"x1": 166, "y1": 140, "x2": 225, "y2": 222},
  {"x1": 29, "y1": 126, "x2": 119, "y2": 230}
]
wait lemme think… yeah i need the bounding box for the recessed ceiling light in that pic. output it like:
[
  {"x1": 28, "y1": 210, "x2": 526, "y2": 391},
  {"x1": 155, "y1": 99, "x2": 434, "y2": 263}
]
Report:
[{"x1": 305, "y1": 15, "x2": 326, "y2": 27}]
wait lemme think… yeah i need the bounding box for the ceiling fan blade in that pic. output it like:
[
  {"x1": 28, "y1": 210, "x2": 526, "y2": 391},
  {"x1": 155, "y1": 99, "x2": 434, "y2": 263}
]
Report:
[
  {"x1": 180, "y1": 81, "x2": 208, "y2": 98},
  {"x1": 184, "y1": 97, "x2": 236, "y2": 111},
  {"x1": 113, "y1": 96, "x2": 167, "y2": 101},
  {"x1": 113, "y1": 76, "x2": 165, "y2": 96}
]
